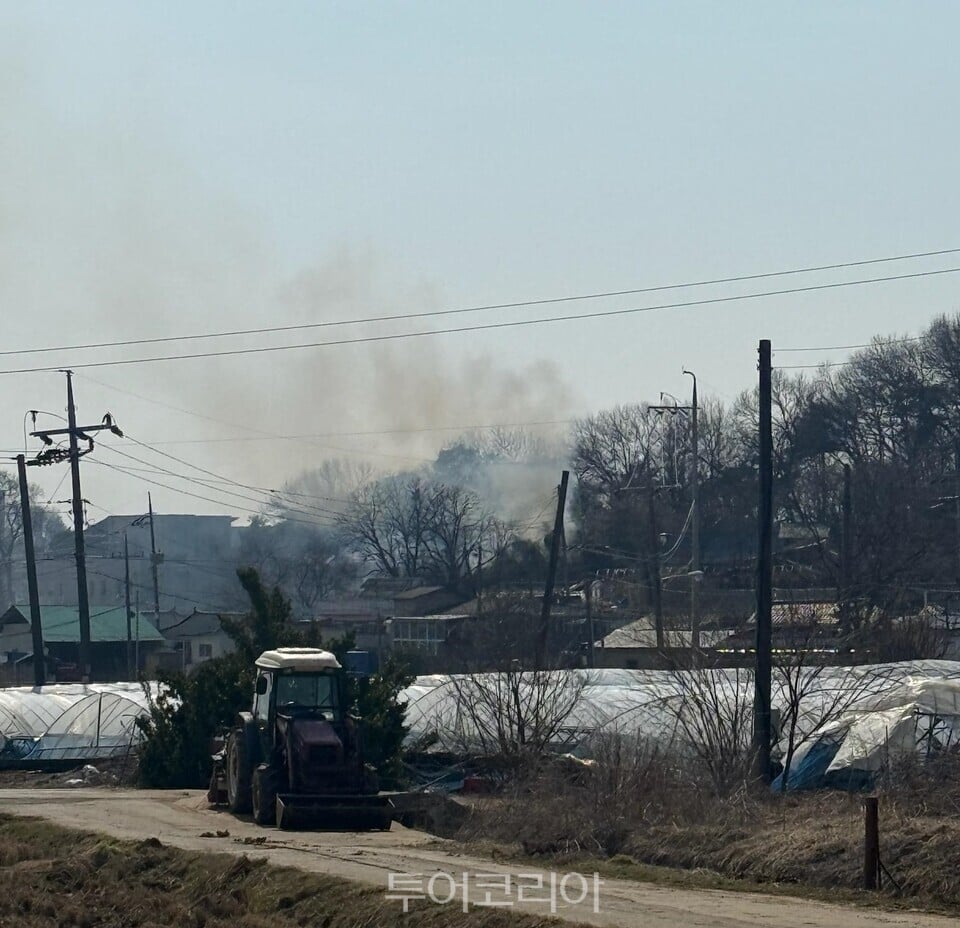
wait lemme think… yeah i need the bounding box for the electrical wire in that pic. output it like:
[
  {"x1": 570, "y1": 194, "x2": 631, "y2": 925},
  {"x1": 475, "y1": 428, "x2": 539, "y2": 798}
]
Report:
[
  {"x1": 90, "y1": 459, "x2": 336, "y2": 528},
  {"x1": 4, "y1": 246, "x2": 958, "y2": 359},
  {"x1": 74, "y1": 372, "x2": 436, "y2": 465},
  {"x1": 3, "y1": 265, "x2": 959, "y2": 375},
  {"x1": 122, "y1": 433, "x2": 351, "y2": 505},
  {"x1": 777, "y1": 335, "x2": 925, "y2": 353}
]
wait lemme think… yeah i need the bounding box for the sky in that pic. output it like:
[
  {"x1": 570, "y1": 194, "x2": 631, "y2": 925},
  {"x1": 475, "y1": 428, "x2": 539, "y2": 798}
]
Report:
[{"x1": 2, "y1": 2, "x2": 959, "y2": 524}]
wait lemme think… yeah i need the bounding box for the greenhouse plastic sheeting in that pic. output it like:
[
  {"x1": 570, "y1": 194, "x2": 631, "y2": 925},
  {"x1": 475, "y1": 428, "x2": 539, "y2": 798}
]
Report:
[
  {"x1": 0, "y1": 682, "x2": 161, "y2": 764},
  {"x1": 399, "y1": 660, "x2": 960, "y2": 786}
]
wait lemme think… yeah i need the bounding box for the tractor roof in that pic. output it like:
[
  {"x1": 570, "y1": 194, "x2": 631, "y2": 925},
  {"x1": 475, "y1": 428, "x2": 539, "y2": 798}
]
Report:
[{"x1": 255, "y1": 647, "x2": 341, "y2": 671}]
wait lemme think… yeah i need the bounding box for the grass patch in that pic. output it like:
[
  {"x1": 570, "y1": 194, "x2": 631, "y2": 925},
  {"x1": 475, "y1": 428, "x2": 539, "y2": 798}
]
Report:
[
  {"x1": 454, "y1": 789, "x2": 960, "y2": 918},
  {"x1": 0, "y1": 814, "x2": 578, "y2": 928}
]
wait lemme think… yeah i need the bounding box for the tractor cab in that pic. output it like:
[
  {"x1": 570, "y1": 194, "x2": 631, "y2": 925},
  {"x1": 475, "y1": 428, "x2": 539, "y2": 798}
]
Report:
[{"x1": 253, "y1": 648, "x2": 344, "y2": 727}]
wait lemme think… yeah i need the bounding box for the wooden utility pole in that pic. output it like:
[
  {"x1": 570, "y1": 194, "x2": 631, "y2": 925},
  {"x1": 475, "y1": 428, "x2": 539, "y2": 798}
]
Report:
[
  {"x1": 124, "y1": 533, "x2": 133, "y2": 680},
  {"x1": 537, "y1": 470, "x2": 569, "y2": 670},
  {"x1": 29, "y1": 371, "x2": 124, "y2": 683},
  {"x1": 585, "y1": 579, "x2": 594, "y2": 668},
  {"x1": 66, "y1": 372, "x2": 92, "y2": 682},
  {"x1": 754, "y1": 339, "x2": 774, "y2": 783},
  {"x1": 0, "y1": 487, "x2": 6, "y2": 609},
  {"x1": 840, "y1": 463, "x2": 853, "y2": 633},
  {"x1": 17, "y1": 455, "x2": 45, "y2": 687},
  {"x1": 648, "y1": 486, "x2": 664, "y2": 650},
  {"x1": 147, "y1": 493, "x2": 161, "y2": 618},
  {"x1": 684, "y1": 369, "x2": 701, "y2": 649}
]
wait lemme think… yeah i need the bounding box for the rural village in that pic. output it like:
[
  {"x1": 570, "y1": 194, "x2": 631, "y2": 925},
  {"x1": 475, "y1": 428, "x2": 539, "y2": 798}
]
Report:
[{"x1": 2, "y1": 6, "x2": 960, "y2": 928}]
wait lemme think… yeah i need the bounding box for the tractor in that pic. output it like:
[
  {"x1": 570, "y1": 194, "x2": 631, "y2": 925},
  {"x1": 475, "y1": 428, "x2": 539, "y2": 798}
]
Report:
[{"x1": 208, "y1": 647, "x2": 393, "y2": 830}]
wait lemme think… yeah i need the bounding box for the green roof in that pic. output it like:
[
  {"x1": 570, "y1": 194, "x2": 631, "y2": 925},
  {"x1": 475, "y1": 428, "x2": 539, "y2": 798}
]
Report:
[{"x1": 2, "y1": 605, "x2": 164, "y2": 643}]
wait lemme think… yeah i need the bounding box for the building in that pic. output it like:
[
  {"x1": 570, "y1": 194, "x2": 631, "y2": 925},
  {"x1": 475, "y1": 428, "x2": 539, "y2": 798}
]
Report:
[
  {"x1": 33, "y1": 514, "x2": 246, "y2": 615},
  {"x1": 151, "y1": 609, "x2": 245, "y2": 673},
  {"x1": 389, "y1": 614, "x2": 470, "y2": 656},
  {"x1": 392, "y1": 586, "x2": 467, "y2": 617},
  {"x1": 299, "y1": 598, "x2": 392, "y2": 663},
  {"x1": 0, "y1": 604, "x2": 164, "y2": 683}
]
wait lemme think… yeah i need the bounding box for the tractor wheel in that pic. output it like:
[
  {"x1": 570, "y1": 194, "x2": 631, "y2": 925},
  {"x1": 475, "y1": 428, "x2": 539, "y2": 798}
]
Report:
[
  {"x1": 225, "y1": 730, "x2": 252, "y2": 814},
  {"x1": 251, "y1": 764, "x2": 279, "y2": 827}
]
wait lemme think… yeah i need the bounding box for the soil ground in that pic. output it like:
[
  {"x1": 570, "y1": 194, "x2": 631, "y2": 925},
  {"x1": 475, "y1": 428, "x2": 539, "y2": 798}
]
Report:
[{"x1": 1, "y1": 788, "x2": 956, "y2": 928}]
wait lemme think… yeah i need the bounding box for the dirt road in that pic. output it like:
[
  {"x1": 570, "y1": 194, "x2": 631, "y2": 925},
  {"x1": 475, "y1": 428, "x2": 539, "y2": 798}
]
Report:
[{"x1": 0, "y1": 788, "x2": 950, "y2": 928}]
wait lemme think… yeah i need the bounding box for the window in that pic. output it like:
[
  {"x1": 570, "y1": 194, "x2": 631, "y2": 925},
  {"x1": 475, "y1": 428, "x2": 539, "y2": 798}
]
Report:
[
  {"x1": 275, "y1": 673, "x2": 338, "y2": 713},
  {"x1": 198, "y1": 643, "x2": 213, "y2": 660},
  {"x1": 253, "y1": 672, "x2": 272, "y2": 720}
]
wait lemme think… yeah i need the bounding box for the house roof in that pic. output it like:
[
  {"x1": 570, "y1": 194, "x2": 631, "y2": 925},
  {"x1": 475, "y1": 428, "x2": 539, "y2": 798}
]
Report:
[
  {"x1": 393, "y1": 586, "x2": 446, "y2": 600},
  {"x1": 771, "y1": 601, "x2": 839, "y2": 626},
  {"x1": 156, "y1": 610, "x2": 241, "y2": 638},
  {"x1": 391, "y1": 614, "x2": 469, "y2": 623},
  {"x1": 0, "y1": 605, "x2": 164, "y2": 643},
  {"x1": 596, "y1": 618, "x2": 731, "y2": 649},
  {"x1": 310, "y1": 598, "x2": 392, "y2": 619}
]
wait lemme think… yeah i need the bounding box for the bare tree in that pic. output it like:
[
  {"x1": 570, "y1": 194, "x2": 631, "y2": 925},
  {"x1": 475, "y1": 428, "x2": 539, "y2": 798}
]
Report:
[
  {"x1": 440, "y1": 666, "x2": 588, "y2": 764},
  {"x1": 660, "y1": 664, "x2": 755, "y2": 795},
  {"x1": 338, "y1": 474, "x2": 508, "y2": 591},
  {"x1": 771, "y1": 613, "x2": 895, "y2": 791},
  {"x1": 0, "y1": 473, "x2": 65, "y2": 606}
]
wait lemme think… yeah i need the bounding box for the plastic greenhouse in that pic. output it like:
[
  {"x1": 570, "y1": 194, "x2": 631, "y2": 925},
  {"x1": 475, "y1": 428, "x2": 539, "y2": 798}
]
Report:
[{"x1": 0, "y1": 682, "x2": 160, "y2": 766}]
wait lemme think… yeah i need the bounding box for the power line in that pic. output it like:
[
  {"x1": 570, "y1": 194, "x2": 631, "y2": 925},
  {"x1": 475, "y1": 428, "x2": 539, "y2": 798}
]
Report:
[
  {"x1": 3, "y1": 265, "x2": 959, "y2": 375},
  {"x1": 90, "y1": 459, "x2": 336, "y2": 528},
  {"x1": 122, "y1": 433, "x2": 350, "y2": 505},
  {"x1": 144, "y1": 419, "x2": 575, "y2": 445},
  {"x1": 5, "y1": 246, "x2": 959, "y2": 359},
  {"x1": 74, "y1": 372, "x2": 435, "y2": 464},
  {"x1": 777, "y1": 335, "x2": 925, "y2": 353},
  {"x1": 90, "y1": 449, "x2": 340, "y2": 522},
  {"x1": 776, "y1": 360, "x2": 853, "y2": 371}
]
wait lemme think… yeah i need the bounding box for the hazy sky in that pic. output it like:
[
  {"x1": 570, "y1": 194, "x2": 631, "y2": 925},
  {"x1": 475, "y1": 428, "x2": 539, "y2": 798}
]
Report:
[{"x1": 2, "y1": 3, "x2": 959, "y2": 522}]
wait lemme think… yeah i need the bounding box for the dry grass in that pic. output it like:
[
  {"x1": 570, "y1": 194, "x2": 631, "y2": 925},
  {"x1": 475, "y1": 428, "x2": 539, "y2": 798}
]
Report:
[
  {"x1": 453, "y1": 748, "x2": 960, "y2": 914},
  {"x1": 0, "y1": 814, "x2": 578, "y2": 928}
]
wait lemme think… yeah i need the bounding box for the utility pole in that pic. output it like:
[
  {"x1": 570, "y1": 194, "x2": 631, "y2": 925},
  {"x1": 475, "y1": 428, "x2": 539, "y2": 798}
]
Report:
[
  {"x1": 683, "y1": 369, "x2": 701, "y2": 650},
  {"x1": 0, "y1": 487, "x2": 6, "y2": 609},
  {"x1": 647, "y1": 486, "x2": 665, "y2": 649},
  {"x1": 840, "y1": 463, "x2": 852, "y2": 634},
  {"x1": 754, "y1": 339, "x2": 774, "y2": 783},
  {"x1": 537, "y1": 470, "x2": 569, "y2": 670},
  {"x1": 124, "y1": 533, "x2": 133, "y2": 680},
  {"x1": 147, "y1": 493, "x2": 161, "y2": 618},
  {"x1": 28, "y1": 372, "x2": 123, "y2": 683},
  {"x1": 954, "y1": 442, "x2": 960, "y2": 590},
  {"x1": 585, "y1": 579, "x2": 594, "y2": 668},
  {"x1": 17, "y1": 455, "x2": 45, "y2": 687},
  {"x1": 476, "y1": 540, "x2": 483, "y2": 618},
  {"x1": 135, "y1": 591, "x2": 141, "y2": 674},
  {"x1": 65, "y1": 372, "x2": 91, "y2": 682}
]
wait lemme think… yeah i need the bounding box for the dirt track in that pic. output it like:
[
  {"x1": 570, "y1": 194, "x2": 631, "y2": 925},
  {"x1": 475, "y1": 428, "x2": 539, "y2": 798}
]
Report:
[{"x1": 0, "y1": 788, "x2": 952, "y2": 928}]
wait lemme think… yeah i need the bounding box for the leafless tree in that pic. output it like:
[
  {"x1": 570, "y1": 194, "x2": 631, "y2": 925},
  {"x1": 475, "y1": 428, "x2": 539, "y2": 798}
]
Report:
[
  {"x1": 660, "y1": 664, "x2": 755, "y2": 795},
  {"x1": 771, "y1": 612, "x2": 895, "y2": 791},
  {"x1": 440, "y1": 666, "x2": 588, "y2": 764},
  {"x1": 338, "y1": 474, "x2": 509, "y2": 591},
  {"x1": 0, "y1": 473, "x2": 65, "y2": 606}
]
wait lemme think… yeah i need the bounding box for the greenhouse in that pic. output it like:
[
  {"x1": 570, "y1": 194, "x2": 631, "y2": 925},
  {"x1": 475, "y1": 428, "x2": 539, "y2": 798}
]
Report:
[
  {"x1": 0, "y1": 682, "x2": 160, "y2": 766},
  {"x1": 400, "y1": 659, "x2": 960, "y2": 788},
  {"x1": 2, "y1": 660, "x2": 959, "y2": 784}
]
